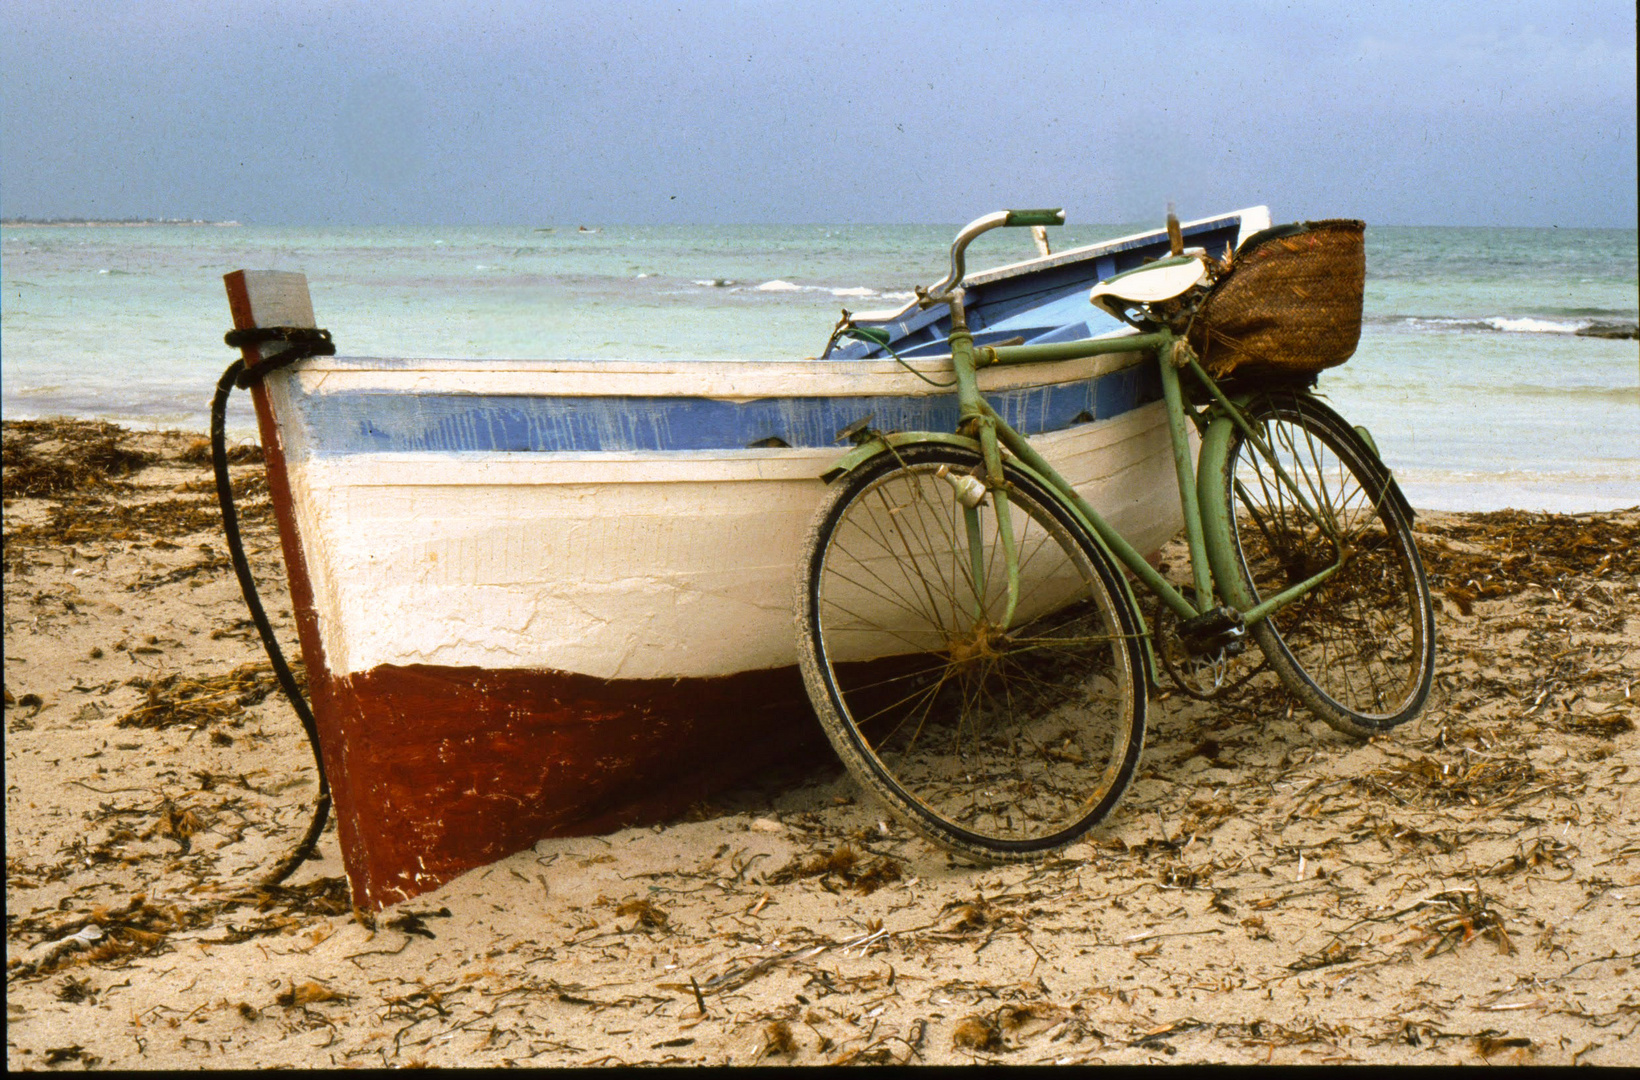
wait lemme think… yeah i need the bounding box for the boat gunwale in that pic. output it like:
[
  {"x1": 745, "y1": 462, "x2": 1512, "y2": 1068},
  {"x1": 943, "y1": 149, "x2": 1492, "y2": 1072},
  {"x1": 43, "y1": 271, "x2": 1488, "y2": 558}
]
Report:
[
  {"x1": 277, "y1": 334, "x2": 1152, "y2": 398},
  {"x1": 963, "y1": 207, "x2": 1268, "y2": 286}
]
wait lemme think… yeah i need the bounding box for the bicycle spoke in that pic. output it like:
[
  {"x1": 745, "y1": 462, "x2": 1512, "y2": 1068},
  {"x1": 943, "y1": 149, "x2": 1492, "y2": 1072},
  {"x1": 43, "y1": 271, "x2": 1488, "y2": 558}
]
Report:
[
  {"x1": 819, "y1": 558, "x2": 954, "y2": 640},
  {"x1": 871, "y1": 484, "x2": 960, "y2": 633}
]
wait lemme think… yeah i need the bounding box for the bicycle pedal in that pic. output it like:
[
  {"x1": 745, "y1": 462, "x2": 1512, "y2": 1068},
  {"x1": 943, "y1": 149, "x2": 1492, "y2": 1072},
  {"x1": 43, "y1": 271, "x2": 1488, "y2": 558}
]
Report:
[{"x1": 1178, "y1": 606, "x2": 1246, "y2": 653}]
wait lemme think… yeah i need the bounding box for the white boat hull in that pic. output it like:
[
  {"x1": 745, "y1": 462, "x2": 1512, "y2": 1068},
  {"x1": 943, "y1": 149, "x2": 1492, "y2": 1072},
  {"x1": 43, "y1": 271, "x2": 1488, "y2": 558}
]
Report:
[{"x1": 266, "y1": 354, "x2": 1183, "y2": 683}]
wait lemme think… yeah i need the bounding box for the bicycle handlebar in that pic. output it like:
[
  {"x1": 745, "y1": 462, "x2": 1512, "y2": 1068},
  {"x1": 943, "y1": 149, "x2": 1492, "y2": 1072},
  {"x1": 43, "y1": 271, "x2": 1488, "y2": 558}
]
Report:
[
  {"x1": 919, "y1": 207, "x2": 1066, "y2": 306},
  {"x1": 1003, "y1": 208, "x2": 1066, "y2": 228}
]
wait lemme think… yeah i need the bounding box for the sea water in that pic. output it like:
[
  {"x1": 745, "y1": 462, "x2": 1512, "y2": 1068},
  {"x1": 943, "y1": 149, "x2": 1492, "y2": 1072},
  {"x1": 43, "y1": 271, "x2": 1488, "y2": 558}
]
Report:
[{"x1": 3, "y1": 222, "x2": 1636, "y2": 511}]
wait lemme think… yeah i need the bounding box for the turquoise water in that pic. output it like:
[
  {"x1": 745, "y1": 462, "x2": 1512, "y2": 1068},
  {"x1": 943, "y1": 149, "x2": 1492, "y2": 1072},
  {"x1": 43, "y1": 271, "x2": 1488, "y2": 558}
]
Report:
[{"x1": 3, "y1": 222, "x2": 1636, "y2": 511}]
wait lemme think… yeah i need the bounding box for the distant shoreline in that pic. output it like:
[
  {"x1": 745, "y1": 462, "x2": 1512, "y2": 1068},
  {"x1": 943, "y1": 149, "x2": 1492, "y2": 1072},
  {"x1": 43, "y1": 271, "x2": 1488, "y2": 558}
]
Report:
[{"x1": 1, "y1": 218, "x2": 241, "y2": 228}]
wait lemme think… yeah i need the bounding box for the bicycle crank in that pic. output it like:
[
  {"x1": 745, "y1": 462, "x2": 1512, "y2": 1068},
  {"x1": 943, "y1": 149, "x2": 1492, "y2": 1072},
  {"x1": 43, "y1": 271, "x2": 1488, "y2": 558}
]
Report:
[
  {"x1": 1177, "y1": 605, "x2": 1247, "y2": 655},
  {"x1": 1155, "y1": 604, "x2": 1258, "y2": 701}
]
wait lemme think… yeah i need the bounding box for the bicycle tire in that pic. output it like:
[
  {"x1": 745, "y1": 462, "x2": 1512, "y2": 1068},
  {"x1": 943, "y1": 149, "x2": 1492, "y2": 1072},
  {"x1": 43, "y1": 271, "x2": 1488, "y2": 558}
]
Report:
[
  {"x1": 795, "y1": 444, "x2": 1147, "y2": 861},
  {"x1": 1205, "y1": 390, "x2": 1435, "y2": 737}
]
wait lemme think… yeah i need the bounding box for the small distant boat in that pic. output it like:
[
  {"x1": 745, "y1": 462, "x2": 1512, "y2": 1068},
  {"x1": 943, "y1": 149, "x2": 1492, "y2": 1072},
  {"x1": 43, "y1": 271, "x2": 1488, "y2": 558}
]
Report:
[{"x1": 227, "y1": 207, "x2": 1270, "y2": 909}]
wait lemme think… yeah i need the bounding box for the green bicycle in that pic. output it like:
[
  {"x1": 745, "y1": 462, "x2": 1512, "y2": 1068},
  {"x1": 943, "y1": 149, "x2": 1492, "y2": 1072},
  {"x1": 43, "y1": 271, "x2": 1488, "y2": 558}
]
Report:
[{"x1": 794, "y1": 208, "x2": 1436, "y2": 862}]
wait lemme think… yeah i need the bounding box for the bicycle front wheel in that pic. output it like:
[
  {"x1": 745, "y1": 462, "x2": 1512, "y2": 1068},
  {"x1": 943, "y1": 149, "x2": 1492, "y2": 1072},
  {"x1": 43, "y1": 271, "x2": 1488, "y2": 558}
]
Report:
[
  {"x1": 1206, "y1": 390, "x2": 1435, "y2": 737},
  {"x1": 795, "y1": 444, "x2": 1147, "y2": 862}
]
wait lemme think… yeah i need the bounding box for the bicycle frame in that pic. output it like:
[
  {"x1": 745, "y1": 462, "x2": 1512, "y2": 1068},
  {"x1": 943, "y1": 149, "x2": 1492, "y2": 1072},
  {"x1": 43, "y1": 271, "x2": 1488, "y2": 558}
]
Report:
[{"x1": 826, "y1": 291, "x2": 1351, "y2": 650}]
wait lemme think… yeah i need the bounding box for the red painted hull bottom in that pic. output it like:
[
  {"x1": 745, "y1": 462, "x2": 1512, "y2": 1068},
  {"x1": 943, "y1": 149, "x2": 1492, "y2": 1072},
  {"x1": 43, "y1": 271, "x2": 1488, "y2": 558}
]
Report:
[{"x1": 312, "y1": 662, "x2": 825, "y2": 910}]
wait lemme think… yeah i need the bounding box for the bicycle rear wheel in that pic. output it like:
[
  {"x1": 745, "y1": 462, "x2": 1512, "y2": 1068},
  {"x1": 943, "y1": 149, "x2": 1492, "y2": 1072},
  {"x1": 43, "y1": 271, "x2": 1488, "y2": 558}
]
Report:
[
  {"x1": 1205, "y1": 390, "x2": 1435, "y2": 737},
  {"x1": 795, "y1": 444, "x2": 1147, "y2": 862}
]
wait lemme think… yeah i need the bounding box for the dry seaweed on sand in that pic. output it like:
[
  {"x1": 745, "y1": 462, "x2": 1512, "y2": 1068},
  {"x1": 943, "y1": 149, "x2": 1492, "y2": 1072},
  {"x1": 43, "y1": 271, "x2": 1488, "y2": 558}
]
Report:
[
  {"x1": 1286, "y1": 937, "x2": 1367, "y2": 972},
  {"x1": 382, "y1": 908, "x2": 452, "y2": 939},
  {"x1": 1352, "y1": 752, "x2": 1568, "y2": 810},
  {"x1": 3, "y1": 418, "x2": 273, "y2": 547},
  {"x1": 942, "y1": 894, "x2": 1008, "y2": 934},
  {"x1": 1412, "y1": 888, "x2": 1517, "y2": 958},
  {"x1": 41, "y1": 1046, "x2": 100, "y2": 1067},
  {"x1": 760, "y1": 1020, "x2": 797, "y2": 1058},
  {"x1": 613, "y1": 898, "x2": 670, "y2": 931},
  {"x1": 178, "y1": 437, "x2": 263, "y2": 467},
  {"x1": 2, "y1": 418, "x2": 156, "y2": 497},
  {"x1": 1419, "y1": 507, "x2": 1640, "y2": 607},
  {"x1": 240, "y1": 876, "x2": 352, "y2": 916},
  {"x1": 3, "y1": 494, "x2": 256, "y2": 547},
  {"x1": 952, "y1": 1013, "x2": 1004, "y2": 1051},
  {"x1": 11, "y1": 877, "x2": 356, "y2": 981},
  {"x1": 133, "y1": 545, "x2": 233, "y2": 589},
  {"x1": 171, "y1": 471, "x2": 267, "y2": 499},
  {"x1": 5, "y1": 461, "x2": 1639, "y2": 1067},
  {"x1": 117, "y1": 661, "x2": 302, "y2": 730},
  {"x1": 764, "y1": 844, "x2": 904, "y2": 895},
  {"x1": 275, "y1": 979, "x2": 354, "y2": 1008},
  {"x1": 1484, "y1": 837, "x2": 1577, "y2": 879},
  {"x1": 12, "y1": 895, "x2": 213, "y2": 977},
  {"x1": 1557, "y1": 709, "x2": 1636, "y2": 739},
  {"x1": 144, "y1": 796, "x2": 208, "y2": 853}
]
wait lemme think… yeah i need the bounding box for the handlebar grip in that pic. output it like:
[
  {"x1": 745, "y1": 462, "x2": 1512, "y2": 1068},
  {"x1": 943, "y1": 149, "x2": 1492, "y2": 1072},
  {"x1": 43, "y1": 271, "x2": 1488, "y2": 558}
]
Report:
[{"x1": 1003, "y1": 208, "x2": 1065, "y2": 228}]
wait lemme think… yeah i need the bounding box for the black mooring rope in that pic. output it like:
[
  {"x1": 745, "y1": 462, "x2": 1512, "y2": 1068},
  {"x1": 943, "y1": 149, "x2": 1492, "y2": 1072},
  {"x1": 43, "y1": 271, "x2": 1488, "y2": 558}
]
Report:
[{"x1": 212, "y1": 332, "x2": 334, "y2": 887}]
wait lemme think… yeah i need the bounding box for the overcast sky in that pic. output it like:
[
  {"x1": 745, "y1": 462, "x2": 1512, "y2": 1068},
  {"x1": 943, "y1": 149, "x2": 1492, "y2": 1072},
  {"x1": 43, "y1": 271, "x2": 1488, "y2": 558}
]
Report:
[{"x1": 2, "y1": 0, "x2": 1634, "y2": 226}]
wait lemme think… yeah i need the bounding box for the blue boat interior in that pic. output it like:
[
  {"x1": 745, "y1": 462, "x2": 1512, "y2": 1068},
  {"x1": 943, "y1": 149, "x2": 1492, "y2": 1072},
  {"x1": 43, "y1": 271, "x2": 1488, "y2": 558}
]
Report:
[{"x1": 828, "y1": 215, "x2": 1245, "y2": 359}]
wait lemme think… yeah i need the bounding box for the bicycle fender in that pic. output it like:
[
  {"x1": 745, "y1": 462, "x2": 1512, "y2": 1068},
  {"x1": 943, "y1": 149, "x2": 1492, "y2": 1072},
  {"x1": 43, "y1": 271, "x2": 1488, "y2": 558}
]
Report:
[
  {"x1": 1195, "y1": 412, "x2": 1256, "y2": 611},
  {"x1": 818, "y1": 431, "x2": 981, "y2": 484},
  {"x1": 1251, "y1": 393, "x2": 1414, "y2": 525},
  {"x1": 1347, "y1": 422, "x2": 1416, "y2": 525}
]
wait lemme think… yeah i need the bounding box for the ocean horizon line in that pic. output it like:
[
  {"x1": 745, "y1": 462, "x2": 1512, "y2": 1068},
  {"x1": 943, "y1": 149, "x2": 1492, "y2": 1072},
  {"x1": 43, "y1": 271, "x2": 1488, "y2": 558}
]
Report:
[{"x1": 6, "y1": 219, "x2": 1637, "y2": 232}]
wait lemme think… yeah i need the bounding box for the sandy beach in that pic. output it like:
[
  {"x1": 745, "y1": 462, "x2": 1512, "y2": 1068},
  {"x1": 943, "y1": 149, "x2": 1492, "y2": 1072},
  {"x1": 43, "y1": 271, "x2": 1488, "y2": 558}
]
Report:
[{"x1": 5, "y1": 418, "x2": 1637, "y2": 1068}]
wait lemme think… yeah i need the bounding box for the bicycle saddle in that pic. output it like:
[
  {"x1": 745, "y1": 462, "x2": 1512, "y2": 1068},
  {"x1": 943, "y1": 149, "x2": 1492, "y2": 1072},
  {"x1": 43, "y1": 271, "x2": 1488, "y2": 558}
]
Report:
[{"x1": 1088, "y1": 254, "x2": 1210, "y2": 318}]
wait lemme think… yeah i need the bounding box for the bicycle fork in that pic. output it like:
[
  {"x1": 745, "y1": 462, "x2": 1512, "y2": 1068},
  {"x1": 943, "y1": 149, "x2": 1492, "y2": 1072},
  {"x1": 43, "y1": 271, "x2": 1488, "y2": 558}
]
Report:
[{"x1": 944, "y1": 298, "x2": 1022, "y2": 631}]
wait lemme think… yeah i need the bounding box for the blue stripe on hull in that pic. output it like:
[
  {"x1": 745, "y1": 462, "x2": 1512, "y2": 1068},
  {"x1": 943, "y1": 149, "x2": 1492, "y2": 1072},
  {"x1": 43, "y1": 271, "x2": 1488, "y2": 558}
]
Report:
[{"x1": 290, "y1": 365, "x2": 1162, "y2": 456}]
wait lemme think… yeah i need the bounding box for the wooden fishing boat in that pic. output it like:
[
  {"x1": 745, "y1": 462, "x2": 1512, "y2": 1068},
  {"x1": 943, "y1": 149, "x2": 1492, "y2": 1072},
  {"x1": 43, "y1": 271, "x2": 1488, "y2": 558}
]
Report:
[{"x1": 227, "y1": 207, "x2": 1270, "y2": 909}]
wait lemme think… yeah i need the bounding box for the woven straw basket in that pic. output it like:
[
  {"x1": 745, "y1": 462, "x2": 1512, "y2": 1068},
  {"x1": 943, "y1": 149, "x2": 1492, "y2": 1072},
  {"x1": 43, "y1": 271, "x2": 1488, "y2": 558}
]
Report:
[{"x1": 1187, "y1": 219, "x2": 1366, "y2": 379}]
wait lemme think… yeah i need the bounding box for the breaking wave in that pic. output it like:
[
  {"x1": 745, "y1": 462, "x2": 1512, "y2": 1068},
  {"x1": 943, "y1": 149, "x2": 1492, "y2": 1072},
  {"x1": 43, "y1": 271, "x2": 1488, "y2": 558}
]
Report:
[
  {"x1": 1387, "y1": 315, "x2": 1612, "y2": 335},
  {"x1": 711, "y1": 280, "x2": 916, "y2": 301}
]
